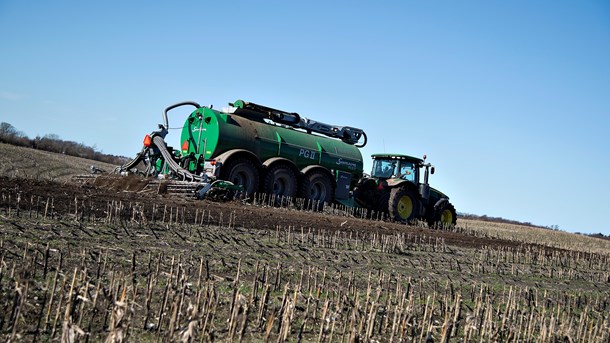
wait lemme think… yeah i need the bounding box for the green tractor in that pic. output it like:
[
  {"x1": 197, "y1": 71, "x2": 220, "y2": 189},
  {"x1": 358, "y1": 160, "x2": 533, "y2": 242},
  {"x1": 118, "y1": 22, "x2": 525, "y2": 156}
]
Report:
[{"x1": 353, "y1": 154, "x2": 457, "y2": 227}]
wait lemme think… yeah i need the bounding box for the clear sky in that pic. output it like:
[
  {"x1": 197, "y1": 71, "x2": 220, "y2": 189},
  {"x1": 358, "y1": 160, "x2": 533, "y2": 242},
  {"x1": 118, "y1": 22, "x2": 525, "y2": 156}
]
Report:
[{"x1": 1, "y1": 1, "x2": 609, "y2": 234}]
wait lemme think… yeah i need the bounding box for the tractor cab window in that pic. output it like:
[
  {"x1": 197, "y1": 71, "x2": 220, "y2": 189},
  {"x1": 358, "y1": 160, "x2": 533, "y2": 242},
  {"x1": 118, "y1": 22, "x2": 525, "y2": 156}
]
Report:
[
  {"x1": 372, "y1": 159, "x2": 397, "y2": 178},
  {"x1": 398, "y1": 161, "x2": 416, "y2": 182}
]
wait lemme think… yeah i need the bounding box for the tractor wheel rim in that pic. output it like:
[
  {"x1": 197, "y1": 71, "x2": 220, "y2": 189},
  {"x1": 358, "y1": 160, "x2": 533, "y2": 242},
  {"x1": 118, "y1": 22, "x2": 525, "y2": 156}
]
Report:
[
  {"x1": 397, "y1": 195, "x2": 413, "y2": 219},
  {"x1": 440, "y1": 209, "x2": 453, "y2": 224}
]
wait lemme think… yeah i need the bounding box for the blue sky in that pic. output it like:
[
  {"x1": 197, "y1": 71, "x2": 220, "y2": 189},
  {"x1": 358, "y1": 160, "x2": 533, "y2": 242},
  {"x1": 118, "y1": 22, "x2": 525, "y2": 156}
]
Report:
[{"x1": 1, "y1": 1, "x2": 609, "y2": 234}]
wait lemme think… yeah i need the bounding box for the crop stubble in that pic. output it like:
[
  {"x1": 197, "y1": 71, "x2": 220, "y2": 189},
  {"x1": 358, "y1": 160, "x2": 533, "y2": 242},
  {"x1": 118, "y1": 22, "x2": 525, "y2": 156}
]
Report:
[{"x1": 0, "y1": 176, "x2": 609, "y2": 342}]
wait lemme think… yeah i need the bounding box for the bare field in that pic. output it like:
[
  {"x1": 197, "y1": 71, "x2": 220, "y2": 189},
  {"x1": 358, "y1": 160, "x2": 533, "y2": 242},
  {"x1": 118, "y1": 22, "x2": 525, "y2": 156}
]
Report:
[
  {"x1": 0, "y1": 145, "x2": 609, "y2": 342},
  {"x1": 459, "y1": 218, "x2": 610, "y2": 255},
  {"x1": 0, "y1": 142, "x2": 117, "y2": 181}
]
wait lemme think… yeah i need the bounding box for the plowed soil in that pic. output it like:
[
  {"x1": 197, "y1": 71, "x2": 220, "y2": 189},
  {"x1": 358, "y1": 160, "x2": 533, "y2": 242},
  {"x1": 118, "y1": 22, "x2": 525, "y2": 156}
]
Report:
[
  {"x1": 0, "y1": 175, "x2": 520, "y2": 251},
  {"x1": 2, "y1": 147, "x2": 608, "y2": 342}
]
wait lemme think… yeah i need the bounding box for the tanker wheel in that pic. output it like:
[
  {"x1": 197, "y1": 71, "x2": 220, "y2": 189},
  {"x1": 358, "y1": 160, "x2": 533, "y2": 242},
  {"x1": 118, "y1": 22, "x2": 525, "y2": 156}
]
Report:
[
  {"x1": 220, "y1": 158, "x2": 260, "y2": 196},
  {"x1": 300, "y1": 171, "x2": 334, "y2": 211},
  {"x1": 428, "y1": 201, "x2": 457, "y2": 228},
  {"x1": 264, "y1": 164, "x2": 297, "y2": 205},
  {"x1": 388, "y1": 187, "x2": 419, "y2": 223}
]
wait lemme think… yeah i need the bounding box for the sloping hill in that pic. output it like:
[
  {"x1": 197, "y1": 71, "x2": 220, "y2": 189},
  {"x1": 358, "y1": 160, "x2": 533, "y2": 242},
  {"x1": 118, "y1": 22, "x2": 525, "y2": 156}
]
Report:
[{"x1": 0, "y1": 142, "x2": 119, "y2": 181}]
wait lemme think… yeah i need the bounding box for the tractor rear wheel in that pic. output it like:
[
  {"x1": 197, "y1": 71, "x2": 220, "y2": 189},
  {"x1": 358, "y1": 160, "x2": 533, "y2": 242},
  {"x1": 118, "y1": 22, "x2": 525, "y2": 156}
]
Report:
[
  {"x1": 220, "y1": 158, "x2": 259, "y2": 196},
  {"x1": 388, "y1": 187, "x2": 419, "y2": 223},
  {"x1": 264, "y1": 164, "x2": 297, "y2": 204},
  {"x1": 428, "y1": 201, "x2": 457, "y2": 228},
  {"x1": 300, "y1": 171, "x2": 334, "y2": 210}
]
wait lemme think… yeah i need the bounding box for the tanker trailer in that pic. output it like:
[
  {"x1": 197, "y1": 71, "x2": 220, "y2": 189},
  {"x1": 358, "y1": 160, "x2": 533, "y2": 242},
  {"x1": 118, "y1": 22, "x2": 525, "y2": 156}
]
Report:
[
  {"x1": 118, "y1": 99, "x2": 456, "y2": 226},
  {"x1": 119, "y1": 100, "x2": 367, "y2": 206}
]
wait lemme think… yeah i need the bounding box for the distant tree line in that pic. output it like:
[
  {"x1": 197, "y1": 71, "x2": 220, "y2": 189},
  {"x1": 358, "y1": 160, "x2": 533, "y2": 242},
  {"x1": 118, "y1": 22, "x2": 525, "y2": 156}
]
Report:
[
  {"x1": 584, "y1": 232, "x2": 610, "y2": 240},
  {"x1": 460, "y1": 212, "x2": 610, "y2": 239},
  {"x1": 0, "y1": 122, "x2": 128, "y2": 165}
]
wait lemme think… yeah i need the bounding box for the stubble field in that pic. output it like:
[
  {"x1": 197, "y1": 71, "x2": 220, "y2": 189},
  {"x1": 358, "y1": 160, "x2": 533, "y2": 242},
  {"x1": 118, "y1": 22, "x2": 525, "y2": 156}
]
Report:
[{"x1": 0, "y1": 143, "x2": 608, "y2": 342}]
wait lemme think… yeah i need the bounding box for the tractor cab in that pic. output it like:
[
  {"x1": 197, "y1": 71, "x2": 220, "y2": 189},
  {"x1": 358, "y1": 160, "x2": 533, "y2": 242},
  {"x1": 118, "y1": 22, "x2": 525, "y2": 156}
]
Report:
[{"x1": 371, "y1": 154, "x2": 425, "y2": 184}]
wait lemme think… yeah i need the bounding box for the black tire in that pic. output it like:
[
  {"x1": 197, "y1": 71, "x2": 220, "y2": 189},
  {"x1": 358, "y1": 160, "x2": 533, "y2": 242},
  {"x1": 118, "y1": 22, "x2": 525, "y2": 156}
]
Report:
[
  {"x1": 375, "y1": 191, "x2": 390, "y2": 213},
  {"x1": 428, "y1": 201, "x2": 457, "y2": 228},
  {"x1": 220, "y1": 158, "x2": 260, "y2": 195},
  {"x1": 299, "y1": 171, "x2": 334, "y2": 210},
  {"x1": 388, "y1": 187, "x2": 419, "y2": 223},
  {"x1": 263, "y1": 164, "x2": 297, "y2": 204}
]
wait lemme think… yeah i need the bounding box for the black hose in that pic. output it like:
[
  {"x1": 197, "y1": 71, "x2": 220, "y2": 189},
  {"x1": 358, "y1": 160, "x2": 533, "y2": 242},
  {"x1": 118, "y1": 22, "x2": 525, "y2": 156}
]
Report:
[
  {"x1": 152, "y1": 136, "x2": 203, "y2": 182},
  {"x1": 355, "y1": 131, "x2": 368, "y2": 148},
  {"x1": 115, "y1": 146, "x2": 149, "y2": 173},
  {"x1": 163, "y1": 101, "x2": 201, "y2": 130}
]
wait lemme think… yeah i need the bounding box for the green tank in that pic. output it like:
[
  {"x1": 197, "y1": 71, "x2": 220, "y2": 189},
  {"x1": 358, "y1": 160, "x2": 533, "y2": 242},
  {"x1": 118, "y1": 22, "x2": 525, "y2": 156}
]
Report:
[
  {"x1": 179, "y1": 106, "x2": 363, "y2": 174},
  {"x1": 173, "y1": 100, "x2": 366, "y2": 203}
]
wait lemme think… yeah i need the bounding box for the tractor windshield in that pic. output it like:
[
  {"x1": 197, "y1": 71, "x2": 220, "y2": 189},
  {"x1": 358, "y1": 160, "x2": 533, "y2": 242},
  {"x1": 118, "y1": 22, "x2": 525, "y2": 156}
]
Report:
[
  {"x1": 371, "y1": 159, "x2": 396, "y2": 178},
  {"x1": 397, "y1": 161, "x2": 416, "y2": 182},
  {"x1": 371, "y1": 158, "x2": 418, "y2": 182}
]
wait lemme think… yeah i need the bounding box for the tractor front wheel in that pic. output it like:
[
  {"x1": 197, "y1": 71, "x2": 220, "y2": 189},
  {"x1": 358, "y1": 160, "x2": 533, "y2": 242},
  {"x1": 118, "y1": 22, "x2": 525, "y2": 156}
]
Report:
[
  {"x1": 428, "y1": 201, "x2": 457, "y2": 228},
  {"x1": 388, "y1": 187, "x2": 419, "y2": 223}
]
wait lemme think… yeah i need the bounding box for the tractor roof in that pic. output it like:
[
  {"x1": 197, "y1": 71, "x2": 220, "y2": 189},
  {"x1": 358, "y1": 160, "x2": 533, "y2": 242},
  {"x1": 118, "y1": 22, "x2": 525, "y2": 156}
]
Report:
[{"x1": 371, "y1": 153, "x2": 424, "y2": 163}]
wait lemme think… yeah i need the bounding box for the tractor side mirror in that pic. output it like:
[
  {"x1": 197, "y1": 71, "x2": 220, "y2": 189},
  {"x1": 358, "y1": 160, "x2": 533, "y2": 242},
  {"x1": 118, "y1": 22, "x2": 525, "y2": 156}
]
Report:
[{"x1": 431, "y1": 167, "x2": 435, "y2": 175}]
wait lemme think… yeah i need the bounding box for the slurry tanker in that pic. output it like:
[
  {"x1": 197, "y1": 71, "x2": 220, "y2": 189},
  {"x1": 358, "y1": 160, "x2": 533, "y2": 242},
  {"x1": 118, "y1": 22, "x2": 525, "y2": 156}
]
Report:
[{"x1": 117, "y1": 100, "x2": 456, "y2": 226}]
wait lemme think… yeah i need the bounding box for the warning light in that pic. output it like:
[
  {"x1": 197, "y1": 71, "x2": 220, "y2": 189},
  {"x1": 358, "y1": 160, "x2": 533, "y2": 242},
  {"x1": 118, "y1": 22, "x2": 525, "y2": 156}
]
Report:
[
  {"x1": 182, "y1": 140, "x2": 189, "y2": 151},
  {"x1": 143, "y1": 135, "x2": 152, "y2": 147}
]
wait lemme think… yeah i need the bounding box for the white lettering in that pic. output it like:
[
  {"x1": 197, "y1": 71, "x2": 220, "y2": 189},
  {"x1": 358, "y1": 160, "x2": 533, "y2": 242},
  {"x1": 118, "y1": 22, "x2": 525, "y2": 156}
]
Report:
[
  {"x1": 299, "y1": 149, "x2": 316, "y2": 160},
  {"x1": 336, "y1": 158, "x2": 358, "y2": 170}
]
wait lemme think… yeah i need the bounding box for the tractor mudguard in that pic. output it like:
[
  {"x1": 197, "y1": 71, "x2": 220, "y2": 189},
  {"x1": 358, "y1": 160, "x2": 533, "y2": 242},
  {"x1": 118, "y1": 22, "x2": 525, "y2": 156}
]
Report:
[
  {"x1": 433, "y1": 198, "x2": 449, "y2": 209},
  {"x1": 385, "y1": 178, "x2": 411, "y2": 188}
]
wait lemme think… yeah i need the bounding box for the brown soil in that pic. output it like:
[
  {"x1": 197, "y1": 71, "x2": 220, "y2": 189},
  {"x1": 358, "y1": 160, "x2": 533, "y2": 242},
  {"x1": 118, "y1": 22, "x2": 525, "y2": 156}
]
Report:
[
  {"x1": 2, "y1": 175, "x2": 606, "y2": 342},
  {"x1": 0, "y1": 175, "x2": 522, "y2": 251}
]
